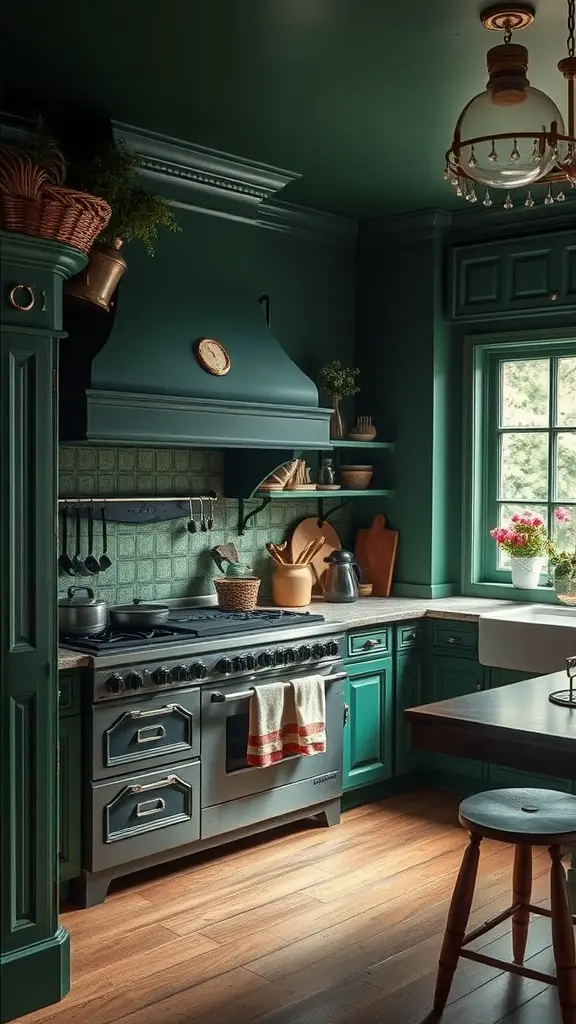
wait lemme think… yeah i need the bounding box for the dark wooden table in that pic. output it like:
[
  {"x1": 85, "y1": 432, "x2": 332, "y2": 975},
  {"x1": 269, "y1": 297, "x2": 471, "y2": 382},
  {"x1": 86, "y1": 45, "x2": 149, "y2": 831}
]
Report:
[{"x1": 405, "y1": 670, "x2": 576, "y2": 905}]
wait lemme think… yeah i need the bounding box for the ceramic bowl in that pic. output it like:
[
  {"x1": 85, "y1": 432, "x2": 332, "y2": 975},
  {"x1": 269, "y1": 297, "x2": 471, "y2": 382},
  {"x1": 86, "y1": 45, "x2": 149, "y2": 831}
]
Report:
[
  {"x1": 357, "y1": 582, "x2": 373, "y2": 597},
  {"x1": 340, "y1": 465, "x2": 373, "y2": 490}
]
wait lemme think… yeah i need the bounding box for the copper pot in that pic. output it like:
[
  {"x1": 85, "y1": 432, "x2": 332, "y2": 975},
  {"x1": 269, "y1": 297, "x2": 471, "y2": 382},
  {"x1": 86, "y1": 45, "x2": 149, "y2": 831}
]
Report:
[{"x1": 64, "y1": 237, "x2": 127, "y2": 311}]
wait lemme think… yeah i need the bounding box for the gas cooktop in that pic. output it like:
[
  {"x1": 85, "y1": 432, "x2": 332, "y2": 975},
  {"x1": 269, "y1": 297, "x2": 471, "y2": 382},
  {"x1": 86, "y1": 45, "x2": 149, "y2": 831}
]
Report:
[{"x1": 60, "y1": 607, "x2": 326, "y2": 654}]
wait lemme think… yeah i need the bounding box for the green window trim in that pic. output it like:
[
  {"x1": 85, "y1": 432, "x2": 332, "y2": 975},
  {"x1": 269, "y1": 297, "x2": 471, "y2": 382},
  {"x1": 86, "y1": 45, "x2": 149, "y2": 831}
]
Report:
[{"x1": 462, "y1": 327, "x2": 576, "y2": 602}]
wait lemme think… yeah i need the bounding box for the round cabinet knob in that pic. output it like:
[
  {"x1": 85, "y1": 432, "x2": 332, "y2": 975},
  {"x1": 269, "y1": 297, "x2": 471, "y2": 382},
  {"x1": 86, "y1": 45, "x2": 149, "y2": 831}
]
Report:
[
  {"x1": 216, "y1": 657, "x2": 233, "y2": 675},
  {"x1": 154, "y1": 666, "x2": 171, "y2": 685},
  {"x1": 127, "y1": 671, "x2": 144, "y2": 690},
  {"x1": 171, "y1": 664, "x2": 188, "y2": 683},
  {"x1": 106, "y1": 673, "x2": 124, "y2": 694},
  {"x1": 326, "y1": 640, "x2": 340, "y2": 657},
  {"x1": 258, "y1": 651, "x2": 273, "y2": 668},
  {"x1": 232, "y1": 656, "x2": 247, "y2": 673},
  {"x1": 245, "y1": 653, "x2": 256, "y2": 671},
  {"x1": 311, "y1": 643, "x2": 325, "y2": 660},
  {"x1": 550, "y1": 291, "x2": 559, "y2": 301},
  {"x1": 190, "y1": 661, "x2": 207, "y2": 680},
  {"x1": 283, "y1": 648, "x2": 296, "y2": 665},
  {"x1": 298, "y1": 645, "x2": 312, "y2": 662}
]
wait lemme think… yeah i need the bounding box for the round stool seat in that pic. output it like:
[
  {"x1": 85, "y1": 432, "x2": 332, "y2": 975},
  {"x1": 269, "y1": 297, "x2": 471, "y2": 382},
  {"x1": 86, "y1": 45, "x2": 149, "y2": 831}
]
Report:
[{"x1": 459, "y1": 788, "x2": 576, "y2": 845}]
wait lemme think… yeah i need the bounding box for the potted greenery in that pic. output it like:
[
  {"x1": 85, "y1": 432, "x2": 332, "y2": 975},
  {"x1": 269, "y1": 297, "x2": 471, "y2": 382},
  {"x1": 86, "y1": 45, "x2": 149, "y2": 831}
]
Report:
[
  {"x1": 65, "y1": 144, "x2": 180, "y2": 311},
  {"x1": 318, "y1": 360, "x2": 360, "y2": 439},
  {"x1": 548, "y1": 507, "x2": 576, "y2": 605},
  {"x1": 489, "y1": 512, "x2": 548, "y2": 588}
]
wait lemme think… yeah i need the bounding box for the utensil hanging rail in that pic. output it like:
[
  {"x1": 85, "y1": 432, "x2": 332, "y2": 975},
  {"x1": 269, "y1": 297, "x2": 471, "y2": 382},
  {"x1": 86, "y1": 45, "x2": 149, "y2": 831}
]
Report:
[
  {"x1": 57, "y1": 493, "x2": 218, "y2": 525},
  {"x1": 58, "y1": 493, "x2": 217, "y2": 503}
]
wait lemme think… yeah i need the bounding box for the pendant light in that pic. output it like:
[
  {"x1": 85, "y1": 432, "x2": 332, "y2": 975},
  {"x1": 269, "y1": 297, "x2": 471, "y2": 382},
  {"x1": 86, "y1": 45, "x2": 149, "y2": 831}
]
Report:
[{"x1": 445, "y1": 2, "x2": 576, "y2": 207}]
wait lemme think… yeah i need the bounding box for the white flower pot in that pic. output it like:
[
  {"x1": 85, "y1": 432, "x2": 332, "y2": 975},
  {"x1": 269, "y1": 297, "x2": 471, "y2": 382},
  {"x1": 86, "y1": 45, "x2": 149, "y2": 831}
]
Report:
[{"x1": 510, "y1": 556, "x2": 544, "y2": 589}]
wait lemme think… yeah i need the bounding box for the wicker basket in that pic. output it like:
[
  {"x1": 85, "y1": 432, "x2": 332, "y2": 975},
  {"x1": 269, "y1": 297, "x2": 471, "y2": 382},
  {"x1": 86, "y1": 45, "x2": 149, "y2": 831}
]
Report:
[
  {"x1": 213, "y1": 576, "x2": 261, "y2": 612},
  {"x1": 0, "y1": 145, "x2": 111, "y2": 252}
]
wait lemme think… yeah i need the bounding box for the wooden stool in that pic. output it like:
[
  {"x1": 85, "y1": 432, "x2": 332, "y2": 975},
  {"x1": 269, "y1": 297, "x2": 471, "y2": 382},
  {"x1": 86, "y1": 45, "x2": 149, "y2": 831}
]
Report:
[{"x1": 434, "y1": 788, "x2": 576, "y2": 1023}]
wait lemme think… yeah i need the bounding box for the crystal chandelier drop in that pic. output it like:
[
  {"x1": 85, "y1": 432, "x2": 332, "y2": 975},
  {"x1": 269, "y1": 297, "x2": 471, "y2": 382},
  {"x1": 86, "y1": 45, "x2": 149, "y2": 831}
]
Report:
[{"x1": 445, "y1": 2, "x2": 576, "y2": 208}]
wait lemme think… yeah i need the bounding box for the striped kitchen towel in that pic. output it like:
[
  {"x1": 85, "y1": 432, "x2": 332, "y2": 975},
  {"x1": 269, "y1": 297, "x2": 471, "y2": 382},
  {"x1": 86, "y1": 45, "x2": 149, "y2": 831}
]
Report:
[
  {"x1": 246, "y1": 682, "x2": 290, "y2": 767},
  {"x1": 291, "y1": 675, "x2": 326, "y2": 756}
]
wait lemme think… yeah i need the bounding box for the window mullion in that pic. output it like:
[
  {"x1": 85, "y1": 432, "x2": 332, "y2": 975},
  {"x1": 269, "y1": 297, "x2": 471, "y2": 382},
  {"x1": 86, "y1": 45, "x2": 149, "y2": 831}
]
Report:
[{"x1": 549, "y1": 356, "x2": 558, "y2": 537}]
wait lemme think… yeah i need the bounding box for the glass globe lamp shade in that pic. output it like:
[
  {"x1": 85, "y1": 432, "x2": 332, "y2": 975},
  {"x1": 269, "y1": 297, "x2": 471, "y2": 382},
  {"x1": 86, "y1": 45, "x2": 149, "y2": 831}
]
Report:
[{"x1": 455, "y1": 86, "x2": 565, "y2": 188}]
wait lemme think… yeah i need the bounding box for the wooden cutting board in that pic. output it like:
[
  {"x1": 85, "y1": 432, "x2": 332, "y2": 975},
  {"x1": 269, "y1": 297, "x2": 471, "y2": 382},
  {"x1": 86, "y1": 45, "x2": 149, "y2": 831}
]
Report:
[
  {"x1": 355, "y1": 514, "x2": 398, "y2": 597},
  {"x1": 291, "y1": 517, "x2": 342, "y2": 595}
]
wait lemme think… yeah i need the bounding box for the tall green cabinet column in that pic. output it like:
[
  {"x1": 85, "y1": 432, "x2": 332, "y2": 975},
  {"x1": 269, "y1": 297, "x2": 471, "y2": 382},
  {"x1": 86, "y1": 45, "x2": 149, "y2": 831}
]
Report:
[
  {"x1": 0, "y1": 232, "x2": 86, "y2": 1024},
  {"x1": 356, "y1": 210, "x2": 455, "y2": 597}
]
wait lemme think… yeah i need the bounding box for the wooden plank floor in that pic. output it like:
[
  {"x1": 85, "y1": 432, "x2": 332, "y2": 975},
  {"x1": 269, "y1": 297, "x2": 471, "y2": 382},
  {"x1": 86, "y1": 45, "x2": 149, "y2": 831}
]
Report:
[{"x1": 18, "y1": 789, "x2": 572, "y2": 1024}]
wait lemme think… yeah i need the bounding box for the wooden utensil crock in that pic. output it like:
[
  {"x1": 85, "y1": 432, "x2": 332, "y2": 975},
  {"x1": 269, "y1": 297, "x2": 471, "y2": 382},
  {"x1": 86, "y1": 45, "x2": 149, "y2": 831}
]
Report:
[{"x1": 272, "y1": 563, "x2": 313, "y2": 608}]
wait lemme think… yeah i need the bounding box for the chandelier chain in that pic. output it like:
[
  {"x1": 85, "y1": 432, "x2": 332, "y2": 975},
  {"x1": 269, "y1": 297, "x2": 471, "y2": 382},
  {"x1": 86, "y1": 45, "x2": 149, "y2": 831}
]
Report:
[{"x1": 569, "y1": 0, "x2": 575, "y2": 58}]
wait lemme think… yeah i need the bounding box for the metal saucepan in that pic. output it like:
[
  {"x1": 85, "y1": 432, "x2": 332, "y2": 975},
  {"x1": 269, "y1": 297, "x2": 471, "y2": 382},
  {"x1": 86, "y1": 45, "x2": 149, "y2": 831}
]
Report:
[
  {"x1": 59, "y1": 586, "x2": 108, "y2": 636},
  {"x1": 109, "y1": 598, "x2": 171, "y2": 630}
]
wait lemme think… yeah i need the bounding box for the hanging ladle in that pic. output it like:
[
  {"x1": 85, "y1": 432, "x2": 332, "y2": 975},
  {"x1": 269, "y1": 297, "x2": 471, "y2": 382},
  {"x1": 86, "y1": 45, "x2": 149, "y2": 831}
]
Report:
[
  {"x1": 58, "y1": 505, "x2": 75, "y2": 576},
  {"x1": 207, "y1": 496, "x2": 214, "y2": 531},
  {"x1": 99, "y1": 505, "x2": 112, "y2": 571},
  {"x1": 200, "y1": 497, "x2": 208, "y2": 532},
  {"x1": 187, "y1": 497, "x2": 197, "y2": 534},
  {"x1": 72, "y1": 506, "x2": 88, "y2": 576},
  {"x1": 85, "y1": 504, "x2": 101, "y2": 574}
]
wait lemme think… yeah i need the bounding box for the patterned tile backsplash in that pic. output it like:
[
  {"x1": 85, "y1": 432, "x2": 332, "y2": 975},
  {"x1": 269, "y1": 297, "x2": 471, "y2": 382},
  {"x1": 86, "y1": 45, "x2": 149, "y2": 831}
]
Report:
[{"x1": 58, "y1": 446, "x2": 349, "y2": 605}]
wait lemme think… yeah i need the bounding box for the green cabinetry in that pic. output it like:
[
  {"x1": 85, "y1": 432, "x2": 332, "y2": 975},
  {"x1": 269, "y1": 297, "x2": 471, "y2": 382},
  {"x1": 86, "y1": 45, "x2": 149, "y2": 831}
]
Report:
[
  {"x1": 451, "y1": 230, "x2": 576, "y2": 321},
  {"x1": 0, "y1": 233, "x2": 85, "y2": 1023},
  {"x1": 343, "y1": 655, "x2": 393, "y2": 791},
  {"x1": 58, "y1": 673, "x2": 82, "y2": 883},
  {"x1": 423, "y1": 655, "x2": 485, "y2": 781}
]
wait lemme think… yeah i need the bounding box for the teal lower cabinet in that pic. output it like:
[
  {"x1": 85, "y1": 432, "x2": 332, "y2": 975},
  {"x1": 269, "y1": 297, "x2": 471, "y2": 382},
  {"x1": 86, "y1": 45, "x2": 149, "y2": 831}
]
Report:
[
  {"x1": 423, "y1": 654, "x2": 485, "y2": 782},
  {"x1": 343, "y1": 656, "x2": 394, "y2": 791},
  {"x1": 486, "y1": 667, "x2": 572, "y2": 794},
  {"x1": 58, "y1": 671, "x2": 82, "y2": 886},
  {"x1": 394, "y1": 634, "x2": 423, "y2": 775}
]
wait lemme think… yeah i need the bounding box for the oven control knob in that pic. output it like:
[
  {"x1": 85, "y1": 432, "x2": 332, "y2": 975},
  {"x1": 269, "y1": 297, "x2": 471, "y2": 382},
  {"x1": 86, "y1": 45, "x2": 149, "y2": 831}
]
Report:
[
  {"x1": 106, "y1": 673, "x2": 124, "y2": 694},
  {"x1": 297, "y1": 645, "x2": 312, "y2": 662},
  {"x1": 283, "y1": 648, "x2": 297, "y2": 664},
  {"x1": 127, "y1": 671, "x2": 144, "y2": 690},
  {"x1": 233, "y1": 656, "x2": 247, "y2": 673},
  {"x1": 245, "y1": 653, "x2": 256, "y2": 671},
  {"x1": 258, "y1": 651, "x2": 273, "y2": 668},
  {"x1": 311, "y1": 643, "x2": 324, "y2": 660},
  {"x1": 154, "y1": 666, "x2": 171, "y2": 685},
  {"x1": 216, "y1": 657, "x2": 233, "y2": 675},
  {"x1": 189, "y1": 661, "x2": 207, "y2": 680},
  {"x1": 171, "y1": 664, "x2": 188, "y2": 682},
  {"x1": 326, "y1": 640, "x2": 340, "y2": 657},
  {"x1": 274, "y1": 649, "x2": 285, "y2": 666}
]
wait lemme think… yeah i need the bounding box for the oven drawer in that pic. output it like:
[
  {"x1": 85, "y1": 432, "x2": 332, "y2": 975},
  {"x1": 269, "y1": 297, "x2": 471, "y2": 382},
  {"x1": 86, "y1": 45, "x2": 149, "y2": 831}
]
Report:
[
  {"x1": 87, "y1": 760, "x2": 200, "y2": 871},
  {"x1": 92, "y1": 689, "x2": 200, "y2": 779}
]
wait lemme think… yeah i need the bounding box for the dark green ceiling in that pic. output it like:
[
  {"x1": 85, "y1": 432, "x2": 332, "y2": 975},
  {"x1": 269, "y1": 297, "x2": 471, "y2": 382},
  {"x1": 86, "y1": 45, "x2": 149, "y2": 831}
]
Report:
[{"x1": 1, "y1": 0, "x2": 571, "y2": 217}]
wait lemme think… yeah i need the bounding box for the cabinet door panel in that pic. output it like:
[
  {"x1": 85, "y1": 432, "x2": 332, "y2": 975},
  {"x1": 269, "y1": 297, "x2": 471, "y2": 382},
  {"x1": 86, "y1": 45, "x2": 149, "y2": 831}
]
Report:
[
  {"x1": 395, "y1": 650, "x2": 422, "y2": 775},
  {"x1": 424, "y1": 657, "x2": 485, "y2": 779},
  {"x1": 507, "y1": 247, "x2": 553, "y2": 307},
  {"x1": 343, "y1": 657, "x2": 392, "y2": 791},
  {"x1": 58, "y1": 718, "x2": 82, "y2": 882}
]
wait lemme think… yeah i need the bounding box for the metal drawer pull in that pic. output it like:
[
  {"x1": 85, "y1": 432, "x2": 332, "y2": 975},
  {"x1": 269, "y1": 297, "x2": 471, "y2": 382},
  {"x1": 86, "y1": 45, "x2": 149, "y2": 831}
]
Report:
[
  {"x1": 210, "y1": 671, "x2": 347, "y2": 703},
  {"x1": 128, "y1": 704, "x2": 179, "y2": 719},
  {"x1": 136, "y1": 797, "x2": 166, "y2": 818},
  {"x1": 9, "y1": 283, "x2": 36, "y2": 311},
  {"x1": 404, "y1": 634, "x2": 416, "y2": 642},
  {"x1": 362, "y1": 639, "x2": 382, "y2": 650},
  {"x1": 136, "y1": 724, "x2": 167, "y2": 744},
  {"x1": 128, "y1": 774, "x2": 177, "y2": 794},
  {"x1": 446, "y1": 636, "x2": 461, "y2": 644}
]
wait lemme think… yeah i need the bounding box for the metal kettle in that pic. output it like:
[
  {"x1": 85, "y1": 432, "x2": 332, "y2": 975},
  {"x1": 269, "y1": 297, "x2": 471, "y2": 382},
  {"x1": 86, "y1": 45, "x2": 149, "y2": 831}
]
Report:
[{"x1": 322, "y1": 549, "x2": 361, "y2": 603}]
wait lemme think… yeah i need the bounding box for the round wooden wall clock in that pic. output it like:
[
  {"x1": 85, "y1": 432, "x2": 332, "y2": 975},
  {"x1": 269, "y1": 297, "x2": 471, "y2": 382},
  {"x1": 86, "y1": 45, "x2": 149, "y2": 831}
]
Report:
[{"x1": 194, "y1": 338, "x2": 231, "y2": 376}]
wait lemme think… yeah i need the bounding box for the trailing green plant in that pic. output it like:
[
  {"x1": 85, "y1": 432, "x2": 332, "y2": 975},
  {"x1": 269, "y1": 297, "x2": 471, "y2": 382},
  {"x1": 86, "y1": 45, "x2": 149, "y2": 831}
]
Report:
[
  {"x1": 74, "y1": 144, "x2": 180, "y2": 255},
  {"x1": 318, "y1": 360, "x2": 360, "y2": 397},
  {"x1": 548, "y1": 507, "x2": 576, "y2": 580}
]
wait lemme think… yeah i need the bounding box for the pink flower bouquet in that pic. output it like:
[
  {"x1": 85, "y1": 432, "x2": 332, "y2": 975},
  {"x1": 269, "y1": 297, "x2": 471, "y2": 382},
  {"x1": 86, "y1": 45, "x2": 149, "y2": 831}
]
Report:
[{"x1": 489, "y1": 512, "x2": 548, "y2": 559}]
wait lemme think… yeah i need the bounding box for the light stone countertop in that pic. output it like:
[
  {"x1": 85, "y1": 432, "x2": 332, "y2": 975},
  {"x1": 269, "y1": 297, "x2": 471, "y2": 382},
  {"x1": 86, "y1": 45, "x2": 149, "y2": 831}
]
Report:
[{"x1": 57, "y1": 596, "x2": 513, "y2": 671}]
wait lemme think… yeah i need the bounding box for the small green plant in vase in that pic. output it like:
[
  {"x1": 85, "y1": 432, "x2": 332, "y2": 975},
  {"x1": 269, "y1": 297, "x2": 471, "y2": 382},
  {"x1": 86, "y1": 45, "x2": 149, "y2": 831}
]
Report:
[
  {"x1": 65, "y1": 144, "x2": 180, "y2": 311},
  {"x1": 548, "y1": 507, "x2": 576, "y2": 605},
  {"x1": 318, "y1": 360, "x2": 360, "y2": 439}
]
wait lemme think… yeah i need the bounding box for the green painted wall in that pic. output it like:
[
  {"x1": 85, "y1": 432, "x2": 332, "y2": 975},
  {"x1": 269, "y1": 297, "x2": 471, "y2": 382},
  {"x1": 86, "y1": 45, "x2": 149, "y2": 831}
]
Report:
[{"x1": 58, "y1": 446, "x2": 349, "y2": 604}]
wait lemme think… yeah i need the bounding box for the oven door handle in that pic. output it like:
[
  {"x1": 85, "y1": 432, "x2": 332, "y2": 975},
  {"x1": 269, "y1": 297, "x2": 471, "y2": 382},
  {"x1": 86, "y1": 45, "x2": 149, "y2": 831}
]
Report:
[
  {"x1": 128, "y1": 704, "x2": 180, "y2": 719},
  {"x1": 210, "y1": 671, "x2": 347, "y2": 703}
]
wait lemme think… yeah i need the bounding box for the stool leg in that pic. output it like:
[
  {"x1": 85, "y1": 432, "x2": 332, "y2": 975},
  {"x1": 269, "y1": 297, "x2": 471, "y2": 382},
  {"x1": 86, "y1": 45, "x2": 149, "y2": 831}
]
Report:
[
  {"x1": 433, "y1": 832, "x2": 482, "y2": 1014},
  {"x1": 549, "y1": 845, "x2": 576, "y2": 1024},
  {"x1": 512, "y1": 842, "x2": 532, "y2": 964}
]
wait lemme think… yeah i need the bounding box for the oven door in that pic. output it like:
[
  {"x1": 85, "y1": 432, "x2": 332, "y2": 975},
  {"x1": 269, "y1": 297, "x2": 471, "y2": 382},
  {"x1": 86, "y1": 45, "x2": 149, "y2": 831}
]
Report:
[{"x1": 201, "y1": 667, "x2": 346, "y2": 811}]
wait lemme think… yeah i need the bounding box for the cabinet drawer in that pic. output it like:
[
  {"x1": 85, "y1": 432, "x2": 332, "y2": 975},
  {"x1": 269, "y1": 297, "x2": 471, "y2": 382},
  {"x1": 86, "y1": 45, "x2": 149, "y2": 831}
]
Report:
[
  {"x1": 396, "y1": 621, "x2": 420, "y2": 652},
  {"x1": 88, "y1": 760, "x2": 200, "y2": 871},
  {"x1": 347, "y1": 628, "x2": 390, "y2": 659},
  {"x1": 92, "y1": 689, "x2": 200, "y2": 779},
  {"x1": 429, "y1": 620, "x2": 477, "y2": 659},
  {"x1": 58, "y1": 672, "x2": 81, "y2": 717}
]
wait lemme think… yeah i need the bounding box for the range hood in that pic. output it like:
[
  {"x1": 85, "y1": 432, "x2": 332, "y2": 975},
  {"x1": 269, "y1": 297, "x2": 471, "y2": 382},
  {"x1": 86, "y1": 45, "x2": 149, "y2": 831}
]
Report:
[{"x1": 59, "y1": 187, "x2": 331, "y2": 449}]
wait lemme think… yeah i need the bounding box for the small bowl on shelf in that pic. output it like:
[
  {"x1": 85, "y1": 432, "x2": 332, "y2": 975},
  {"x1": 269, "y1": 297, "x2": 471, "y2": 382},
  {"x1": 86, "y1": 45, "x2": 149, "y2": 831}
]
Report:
[
  {"x1": 340, "y1": 465, "x2": 374, "y2": 490},
  {"x1": 347, "y1": 433, "x2": 377, "y2": 443}
]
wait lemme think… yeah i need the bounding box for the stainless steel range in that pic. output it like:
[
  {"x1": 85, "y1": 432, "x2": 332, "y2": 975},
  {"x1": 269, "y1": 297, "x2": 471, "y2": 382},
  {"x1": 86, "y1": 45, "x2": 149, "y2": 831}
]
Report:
[{"x1": 62, "y1": 607, "x2": 346, "y2": 906}]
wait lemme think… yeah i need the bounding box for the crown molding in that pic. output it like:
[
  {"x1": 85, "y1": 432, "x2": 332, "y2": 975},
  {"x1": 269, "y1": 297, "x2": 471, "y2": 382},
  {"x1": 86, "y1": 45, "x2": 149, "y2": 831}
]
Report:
[
  {"x1": 358, "y1": 208, "x2": 451, "y2": 250},
  {"x1": 448, "y1": 191, "x2": 576, "y2": 244},
  {"x1": 258, "y1": 199, "x2": 357, "y2": 249}
]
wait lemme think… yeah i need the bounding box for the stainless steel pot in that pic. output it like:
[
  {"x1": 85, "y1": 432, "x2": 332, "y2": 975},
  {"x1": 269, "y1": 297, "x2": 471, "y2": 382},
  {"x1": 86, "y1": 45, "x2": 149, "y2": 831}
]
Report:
[
  {"x1": 109, "y1": 598, "x2": 171, "y2": 629},
  {"x1": 59, "y1": 586, "x2": 108, "y2": 636}
]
